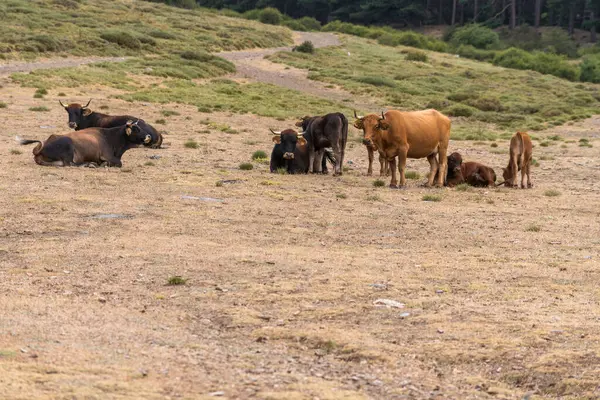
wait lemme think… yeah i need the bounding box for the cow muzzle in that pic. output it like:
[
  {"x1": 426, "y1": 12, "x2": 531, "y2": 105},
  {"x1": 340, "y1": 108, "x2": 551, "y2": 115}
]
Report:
[
  {"x1": 69, "y1": 122, "x2": 77, "y2": 129},
  {"x1": 363, "y1": 139, "x2": 373, "y2": 147},
  {"x1": 144, "y1": 134, "x2": 152, "y2": 144},
  {"x1": 283, "y1": 152, "x2": 294, "y2": 160}
]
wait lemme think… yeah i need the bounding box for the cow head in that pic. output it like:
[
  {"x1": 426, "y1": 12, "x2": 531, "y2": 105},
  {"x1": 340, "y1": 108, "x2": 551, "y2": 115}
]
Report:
[
  {"x1": 125, "y1": 120, "x2": 153, "y2": 145},
  {"x1": 355, "y1": 110, "x2": 389, "y2": 148},
  {"x1": 270, "y1": 128, "x2": 306, "y2": 160},
  {"x1": 295, "y1": 116, "x2": 311, "y2": 130},
  {"x1": 60, "y1": 99, "x2": 93, "y2": 130},
  {"x1": 447, "y1": 152, "x2": 463, "y2": 173}
]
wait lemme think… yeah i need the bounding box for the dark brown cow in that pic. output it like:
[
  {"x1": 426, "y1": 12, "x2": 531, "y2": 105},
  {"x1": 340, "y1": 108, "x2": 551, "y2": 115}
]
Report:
[
  {"x1": 502, "y1": 131, "x2": 533, "y2": 188},
  {"x1": 16, "y1": 120, "x2": 152, "y2": 167},
  {"x1": 60, "y1": 100, "x2": 163, "y2": 149},
  {"x1": 443, "y1": 152, "x2": 497, "y2": 187},
  {"x1": 296, "y1": 113, "x2": 348, "y2": 176}
]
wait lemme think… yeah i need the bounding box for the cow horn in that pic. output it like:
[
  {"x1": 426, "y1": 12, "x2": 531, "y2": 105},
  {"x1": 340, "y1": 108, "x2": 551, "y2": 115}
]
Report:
[
  {"x1": 83, "y1": 98, "x2": 92, "y2": 108},
  {"x1": 297, "y1": 131, "x2": 305, "y2": 137},
  {"x1": 381, "y1": 111, "x2": 385, "y2": 120},
  {"x1": 59, "y1": 100, "x2": 68, "y2": 108},
  {"x1": 353, "y1": 110, "x2": 364, "y2": 119},
  {"x1": 269, "y1": 128, "x2": 281, "y2": 135}
]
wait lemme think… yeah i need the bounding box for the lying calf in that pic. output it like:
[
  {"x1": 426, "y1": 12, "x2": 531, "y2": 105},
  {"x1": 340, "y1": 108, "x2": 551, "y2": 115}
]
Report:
[
  {"x1": 61, "y1": 99, "x2": 163, "y2": 149},
  {"x1": 445, "y1": 152, "x2": 497, "y2": 187},
  {"x1": 16, "y1": 120, "x2": 152, "y2": 167}
]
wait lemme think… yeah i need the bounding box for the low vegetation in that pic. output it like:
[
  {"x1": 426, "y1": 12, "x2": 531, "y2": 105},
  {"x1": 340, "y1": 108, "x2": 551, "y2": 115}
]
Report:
[
  {"x1": 373, "y1": 179, "x2": 386, "y2": 187},
  {"x1": 29, "y1": 106, "x2": 49, "y2": 112},
  {"x1": 422, "y1": 194, "x2": 442, "y2": 202},
  {"x1": 293, "y1": 41, "x2": 315, "y2": 54},
  {"x1": 184, "y1": 139, "x2": 199, "y2": 149},
  {"x1": 268, "y1": 36, "x2": 598, "y2": 133},
  {"x1": 544, "y1": 189, "x2": 561, "y2": 197},
  {"x1": 239, "y1": 162, "x2": 254, "y2": 170},
  {"x1": 404, "y1": 171, "x2": 421, "y2": 180},
  {"x1": 167, "y1": 276, "x2": 187, "y2": 285},
  {"x1": 251, "y1": 150, "x2": 268, "y2": 161},
  {"x1": 0, "y1": 102, "x2": 7, "y2": 108}
]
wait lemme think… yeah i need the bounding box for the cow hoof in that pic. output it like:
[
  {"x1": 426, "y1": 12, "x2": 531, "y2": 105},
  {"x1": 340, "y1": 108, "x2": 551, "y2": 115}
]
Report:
[
  {"x1": 389, "y1": 184, "x2": 399, "y2": 189},
  {"x1": 527, "y1": 183, "x2": 533, "y2": 189}
]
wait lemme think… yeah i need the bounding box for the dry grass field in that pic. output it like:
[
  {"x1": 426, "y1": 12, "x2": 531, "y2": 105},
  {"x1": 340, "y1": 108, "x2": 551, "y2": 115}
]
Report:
[
  {"x1": 1, "y1": 79, "x2": 600, "y2": 399},
  {"x1": 2, "y1": 2, "x2": 600, "y2": 398}
]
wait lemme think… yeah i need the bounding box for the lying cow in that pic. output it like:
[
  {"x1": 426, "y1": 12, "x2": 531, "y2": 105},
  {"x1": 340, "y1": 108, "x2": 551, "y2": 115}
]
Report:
[
  {"x1": 296, "y1": 113, "x2": 348, "y2": 176},
  {"x1": 354, "y1": 109, "x2": 451, "y2": 188},
  {"x1": 16, "y1": 120, "x2": 152, "y2": 167},
  {"x1": 60, "y1": 99, "x2": 163, "y2": 149},
  {"x1": 443, "y1": 152, "x2": 497, "y2": 187},
  {"x1": 269, "y1": 129, "x2": 334, "y2": 174},
  {"x1": 353, "y1": 117, "x2": 389, "y2": 176},
  {"x1": 502, "y1": 131, "x2": 533, "y2": 188}
]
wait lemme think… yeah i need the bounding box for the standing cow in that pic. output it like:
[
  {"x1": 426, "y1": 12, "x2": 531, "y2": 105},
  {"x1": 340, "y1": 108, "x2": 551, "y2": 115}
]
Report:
[
  {"x1": 16, "y1": 120, "x2": 152, "y2": 167},
  {"x1": 296, "y1": 113, "x2": 348, "y2": 176},
  {"x1": 502, "y1": 131, "x2": 533, "y2": 188},
  {"x1": 60, "y1": 100, "x2": 163, "y2": 149},
  {"x1": 269, "y1": 129, "x2": 335, "y2": 174},
  {"x1": 354, "y1": 117, "x2": 389, "y2": 176},
  {"x1": 354, "y1": 109, "x2": 451, "y2": 188}
]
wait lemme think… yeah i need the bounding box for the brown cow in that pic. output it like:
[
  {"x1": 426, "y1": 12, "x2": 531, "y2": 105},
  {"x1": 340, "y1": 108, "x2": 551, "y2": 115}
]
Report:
[
  {"x1": 354, "y1": 109, "x2": 451, "y2": 188},
  {"x1": 502, "y1": 131, "x2": 533, "y2": 188},
  {"x1": 443, "y1": 152, "x2": 497, "y2": 187},
  {"x1": 353, "y1": 117, "x2": 389, "y2": 176},
  {"x1": 16, "y1": 120, "x2": 152, "y2": 167}
]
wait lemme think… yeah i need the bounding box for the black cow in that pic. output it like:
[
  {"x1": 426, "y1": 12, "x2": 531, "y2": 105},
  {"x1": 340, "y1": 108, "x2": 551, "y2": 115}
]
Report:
[
  {"x1": 296, "y1": 112, "x2": 348, "y2": 176},
  {"x1": 60, "y1": 99, "x2": 163, "y2": 149},
  {"x1": 269, "y1": 129, "x2": 335, "y2": 174},
  {"x1": 16, "y1": 120, "x2": 152, "y2": 167}
]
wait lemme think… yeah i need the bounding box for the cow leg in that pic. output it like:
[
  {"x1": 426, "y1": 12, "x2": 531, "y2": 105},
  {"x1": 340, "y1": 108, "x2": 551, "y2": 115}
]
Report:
[
  {"x1": 313, "y1": 150, "x2": 324, "y2": 174},
  {"x1": 379, "y1": 153, "x2": 387, "y2": 176},
  {"x1": 520, "y1": 163, "x2": 527, "y2": 189},
  {"x1": 526, "y1": 161, "x2": 533, "y2": 188},
  {"x1": 388, "y1": 157, "x2": 398, "y2": 188},
  {"x1": 333, "y1": 141, "x2": 344, "y2": 176},
  {"x1": 366, "y1": 146, "x2": 374, "y2": 176},
  {"x1": 398, "y1": 150, "x2": 408, "y2": 187},
  {"x1": 510, "y1": 153, "x2": 519, "y2": 188},
  {"x1": 102, "y1": 156, "x2": 123, "y2": 168},
  {"x1": 426, "y1": 153, "x2": 438, "y2": 187},
  {"x1": 308, "y1": 148, "x2": 315, "y2": 173},
  {"x1": 321, "y1": 154, "x2": 329, "y2": 174},
  {"x1": 436, "y1": 146, "x2": 448, "y2": 187}
]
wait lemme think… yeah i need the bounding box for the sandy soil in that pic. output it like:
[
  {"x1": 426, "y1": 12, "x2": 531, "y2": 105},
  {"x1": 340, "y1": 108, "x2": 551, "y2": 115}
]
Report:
[{"x1": 1, "y1": 37, "x2": 600, "y2": 400}]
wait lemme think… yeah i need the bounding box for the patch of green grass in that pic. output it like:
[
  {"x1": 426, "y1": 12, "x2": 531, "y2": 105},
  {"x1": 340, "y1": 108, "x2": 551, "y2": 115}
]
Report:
[
  {"x1": 35, "y1": 88, "x2": 48, "y2": 96},
  {"x1": 336, "y1": 193, "x2": 347, "y2": 199},
  {"x1": 33, "y1": 93, "x2": 44, "y2": 98},
  {"x1": 366, "y1": 194, "x2": 382, "y2": 202},
  {"x1": 239, "y1": 162, "x2": 254, "y2": 170},
  {"x1": 268, "y1": 36, "x2": 598, "y2": 131},
  {"x1": 215, "y1": 181, "x2": 223, "y2": 187},
  {"x1": 29, "y1": 106, "x2": 49, "y2": 112},
  {"x1": 455, "y1": 183, "x2": 470, "y2": 191},
  {"x1": 161, "y1": 110, "x2": 180, "y2": 117},
  {"x1": 539, "y1": 141, "x2": 550, "y2": 147},
  {"x1": 422, "y1": 194, "x2": 442, "y2": 202},
  {"x1": 531, "y1": 159, "x2": 540, "y2": 167},
  {"x1": 167, "y1": 276, "x2": 187, "y2": 285},
  {"x1": 10, "y1": 149, "x2": 22, "y2": 155},
  {"x1": 252, "y1": 150, "x2": 268, "y2": 161},
  {"x1": 490, "y1": 142, "x2": 498, "y2": 148},
  {"x1": 404, "y1": 171, "x2": 421, "y2": 180},
  {"x1": 373, "y1": 179, "x2": 386, "y2": 187},
  {"x1": 0, "y1": 102, "x2": 7, "y2": 108},
  {"x1": 155, "y1": 119, "x2": 166, "y2": 125},
  {"x1": 548, "y1": 135, "x2": 563, "y2": 141},
  {"x1": 184, "y1": 139, "x2": 199, "y2": 149},
  {"x1": 544, "y1": 189, "x2": 561, "y2": 197},
  {"x1": 579, "y1": 138, "x2": 593, "y2": 148},
  {"x1": 144, "y1": 161, "x2": 155, "y2": 166},
  {"x1": 526, "y1": 224, "x2": 541, "y2": 232},
  {"x1": 276, "y1": 167, "x2": 287, "y2": 175},
  {"x1": 57, "y1": 92, "x2": 66, "y2": 97},
  {"x1": 539, "y1": 155, "x2": 554, "y2": 161}
]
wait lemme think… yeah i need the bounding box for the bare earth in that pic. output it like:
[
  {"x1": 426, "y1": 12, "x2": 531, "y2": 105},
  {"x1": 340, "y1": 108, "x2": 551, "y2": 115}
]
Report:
[{"x1": 1, "y1": 34, "x2": 600, "y2": 400}]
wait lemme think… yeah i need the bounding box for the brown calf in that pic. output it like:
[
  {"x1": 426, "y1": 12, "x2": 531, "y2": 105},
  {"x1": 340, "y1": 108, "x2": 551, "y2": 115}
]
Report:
[
  {"x1": 502, "y1": 132, "x2": 533, "y2": 188},
  {"x1": 444, "y1": 152, "x2": 497, "y2": 187}
]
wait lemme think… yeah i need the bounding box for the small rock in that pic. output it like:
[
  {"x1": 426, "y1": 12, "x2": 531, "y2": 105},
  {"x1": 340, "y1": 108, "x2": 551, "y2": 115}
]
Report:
[
  {"x1": 276, "y1": 319, "x2": 285, "y2": 326},
  {"x1": 209, "y1": 391, "x2": 225, "y2": 397},
  {"x1": 437, "y1": 328, "x2": 444, "y2": 334},
  {"x1": 399, "y1": 312, "x2": 410, "y2": 318},
  {"x1": 181, "y1": 195, "x2": 224, "y2": 202},
  {"x1": 139, "y1": 369, "x2": 148, "y2": 377},
  {"x1": 435, "y1": 289, "x2": 444, "y2": 294},
  {"x1": 369, "y1": 283, "x2": 388, "y2": 290},
  {"x1": 20, "y1": 348, "x2": 28, "y2": 353},
  {"x1": 373, "y1": 299, "x2": 405, "y2": 309},
  {"x1": 98, "y1": 297, "x2": 107, "y2": 303},
  {"x1": 148, "y1": 155, "x2": 162, "y2": 160}
]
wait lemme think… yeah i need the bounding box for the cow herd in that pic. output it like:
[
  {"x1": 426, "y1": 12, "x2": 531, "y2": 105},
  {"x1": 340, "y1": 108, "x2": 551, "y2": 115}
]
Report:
[{"x1": 16, "y1": 101, "x2": 533, "y2": 189}]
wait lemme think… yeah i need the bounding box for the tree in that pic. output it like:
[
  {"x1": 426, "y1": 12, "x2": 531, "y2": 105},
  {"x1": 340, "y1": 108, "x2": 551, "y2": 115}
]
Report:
[
  {"x1": 535, "y1": 0, "x2": 542, "y2": 27},
  {"x1": 510, "y1": 0, "x2": 516, "y2": 28}
]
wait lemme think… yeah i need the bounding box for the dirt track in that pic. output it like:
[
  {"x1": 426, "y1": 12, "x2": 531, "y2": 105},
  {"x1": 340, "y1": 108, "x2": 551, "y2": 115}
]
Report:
[{"x1": 1, "y1": 37, "x2": 600, "y2": 400}]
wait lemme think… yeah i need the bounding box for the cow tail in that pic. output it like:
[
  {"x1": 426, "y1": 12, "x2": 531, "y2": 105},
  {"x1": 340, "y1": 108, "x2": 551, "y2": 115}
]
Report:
[
  {"x1": 15, "y1": 136, "x2": 43, "y2": 155},
  {"x1": 324, "y1": 148, "x2": 336, "y2": 166},
  {"x1": 340, "y1": 112, "x2": 348, "y2": 152}
]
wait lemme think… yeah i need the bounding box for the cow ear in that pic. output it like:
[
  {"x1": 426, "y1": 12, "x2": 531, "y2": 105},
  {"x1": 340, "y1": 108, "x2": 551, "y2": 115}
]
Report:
[
  {"x1": 297, "y1": 137, "x2": 307, "y2": 146},
  {"x1": 82, "y1": 108, "x2": 93, "y2": 117},
  {"x1": 272, "y1": 136, "x2": 281, "y2": 144}
]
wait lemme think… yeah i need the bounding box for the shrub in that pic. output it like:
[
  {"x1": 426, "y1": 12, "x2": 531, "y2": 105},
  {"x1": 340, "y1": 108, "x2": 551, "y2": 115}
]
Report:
[
  {"x1": 422, "y1": 194, "x2": 441, "y2": 202},
  {"x1": 357, "y1": 76, "x2": 396, "y2": 87},
  {"x1": 456, "y1": 45, "x2": 496, "y2": 61},
  {"x1": 239, "y1": 162, "x2": 254, "y2": 170},
  {"x1": 467, "y1": 97, "x2": 504, "y2": 112},
  {"x1": 184, "y1": 139, "x2": 198, "y2": 149},
  {"x1": 405, "y1": 50, "x2": 428, "y2": 62},
  {"x1": 252, "y1": 150, "x2": 267, "y2": 160},
  {"x1": 450, "y1": 24, "x2": 499, "y2": 49},
  {"x1": 259, "y1": 7, "x2": 282, "y2": 25},
  {"x1": 35, "y1": 88, "x2": 48, "y2": 96},
  {"x1": 293, "y1": 41, "x2": 314, "y2": 54},
  {"x1": 29, "y1": 35, "x2": 69, "y2": 52},
  {"x1": 147, "y1": 0, "x2": 195, "y2": 8},
  {"x1": 544, "y1": 189, "x2": 561, "y2": 197},
  {"x1": 397, "y1": 31, "x2": 427, "y2": 48},
  {"x1": 297, "y1": 16, "x2": 321, "y2": 31},
  {"x1": 405, "y1": 171, "x2": 420, "y2": 179},
  {"x1": 29, "y1": 106, "x2": 49, "y2": 112},
  {"x1": 283, "y1": 20, "x2": 306, "y2": 31},
  {"x1": 580, "y1": 54, "x2": 600, "y2": 83},
  {"x1": 493, "y1": 47, "x2": 579, "y2": 81},
  {"x1": 100, "y1": 30, "x2": 141, "y2": 49},
  {"x1": 242, "y1": 9, "x2": 261, "y2": 20},
  {"x1": 373, "y1": 179, "x2": 385, "y2": 187},
  {"x1": 149, "y1": 29, "x2": 176, "y2": 40},
  {"x1": 180, "y1": 50, "x2": 211, "y2": 61},
  {"x1": 493, "y1": 47, "x2": 534, "y2": 70},
  {"x1": 377, "y1": 33, "x2": 399, "y2": 47},
  {"x1": 0, "y1": 102, "x2": 6, "y2": 108},
  {"x1": 446, "y1": 104, "x2": 475, "y2": 117},
  {"x1": 167, "y1": 276, "x2": 187, "y2": 285}
]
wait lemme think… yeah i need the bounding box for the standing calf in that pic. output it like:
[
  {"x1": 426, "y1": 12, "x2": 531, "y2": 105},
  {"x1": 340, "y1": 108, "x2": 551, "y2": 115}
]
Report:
[{"x1": 502, "y1": 132, "x2": 533, "y2": 188}]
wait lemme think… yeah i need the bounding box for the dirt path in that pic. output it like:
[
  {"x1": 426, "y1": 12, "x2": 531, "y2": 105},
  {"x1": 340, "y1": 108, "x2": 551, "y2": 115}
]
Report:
[
  {"x1": 0, "y1": 56, "x2": 127, "y2": 76},
  {"x1": 220, "y1": 31, "x2": 377, "y2": 110}
]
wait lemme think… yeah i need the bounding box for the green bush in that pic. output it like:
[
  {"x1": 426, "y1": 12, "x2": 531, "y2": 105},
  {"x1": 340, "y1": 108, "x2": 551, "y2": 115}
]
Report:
[
  {"x1": 283, "y1": 20, "x2": 306, "y2": 31},
  {"x1": 456, "y1": 45, "x2": 496, "y2": 61},
  {"x1": 259, "y1": 7, "x2": 282, "y2": 25},
  {"x1": 499, "y1": 26, "x2": 577, "y2": 58},
  {"x1": 530, "y1": 51, "x2": 579, "y2": 81},
  {"x1": 580, "y1": 54, "x2": 600, "y2": 83},
  {"x1": 146, "y1": 0, "x2": 196, "y2": 9},
  {"x1": 377, "y1": 33, "x2": 400, "y2": 47},
  {"x1": 100, "y1": 30, "x2": 141, "y2": 49},
  {"x1": 467, "y1": 97, "x2": 504, "y2": 112},
  {"x1": 293, "y1": 40, "x2": 314, "y2": 54},
  {"x1": 492, "y1": 47, "x2": 534, "y2": 69},
  {"x1": 297, "y1": 16, "x2": 321, "y2": 31},
  {"x1": 28, "y1": 35, "x2": 69, "y2": 52},
  {"x1": 446, "y1": 104, "x2": 475, "y2": 117},
  {"x1": 148, "y1": 29, "x2": 176, "y2": 40},
  {"x1": 180, "y1": 50, "x2": 212, "y2": 61},
  {"x1": 242, "y1": 9, "x2": 261, "y2": 20},
  {"x1": 405, "y1": 50, "x2": 428, "y2": 62},
  {"x1": 357, "y1": 75, "x2": 396, "y2": 87},
  {"x1": 450, "y1": 24, "x2": 499, "y2": 49}
]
